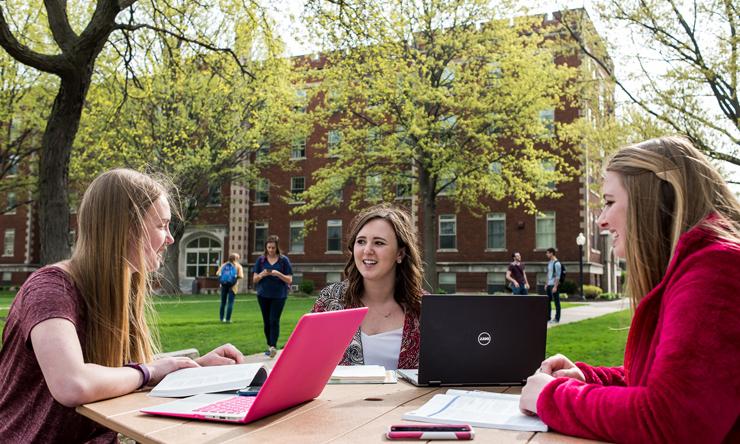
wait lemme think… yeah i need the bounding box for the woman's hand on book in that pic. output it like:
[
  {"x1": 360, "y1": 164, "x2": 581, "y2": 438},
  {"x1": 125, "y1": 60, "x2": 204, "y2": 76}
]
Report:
[
  {"x1": 147, "y1": 357, "x2": 200, "y2": 386},
  {"x1": 520, "y1": 371, "x2": 554, "y2": 415},
  {"x1": 196, "y1": 343, "x2": 245, "y2": 366}
]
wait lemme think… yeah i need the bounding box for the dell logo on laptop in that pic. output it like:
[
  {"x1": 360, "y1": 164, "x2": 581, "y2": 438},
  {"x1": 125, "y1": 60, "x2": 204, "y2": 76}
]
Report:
[{"x1": 477, "y1": 332, "x2": 492, "y2": 346}]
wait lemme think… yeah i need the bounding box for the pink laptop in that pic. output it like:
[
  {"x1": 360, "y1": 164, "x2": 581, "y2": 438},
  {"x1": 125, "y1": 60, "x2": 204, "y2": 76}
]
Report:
[{"x1": 141, "y1": 307, "x2": 368, "y2": 423}]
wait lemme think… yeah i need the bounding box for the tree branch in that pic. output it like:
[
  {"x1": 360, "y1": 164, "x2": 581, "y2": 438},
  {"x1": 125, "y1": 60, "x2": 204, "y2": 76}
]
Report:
[
  {"x1": 44, "y1": 0, "x2": 79, "y2": 52},
  {"x1": 113, "y1": 22, "x2": 256, "y2": 79},
  {"x1": 0, "y1": 6, "x2": 67, "y2": 74}
]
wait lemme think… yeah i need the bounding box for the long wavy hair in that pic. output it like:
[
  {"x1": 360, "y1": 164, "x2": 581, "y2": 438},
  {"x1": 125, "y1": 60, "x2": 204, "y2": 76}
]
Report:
[
  {"x1": 67, "y1": 169, "x2": 172, "y2": 366},
  {"x1": 606, "y1": 136, "x2": 740, "y2": 307},
  {"x1": 343, "y1": 204, "x2": 424, "y2": 315}
]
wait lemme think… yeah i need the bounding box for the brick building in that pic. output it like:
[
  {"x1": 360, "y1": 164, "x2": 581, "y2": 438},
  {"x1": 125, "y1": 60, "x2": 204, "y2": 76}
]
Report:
[{"x1": 0, "y1": 9, "x2": 622, "y2": 295}]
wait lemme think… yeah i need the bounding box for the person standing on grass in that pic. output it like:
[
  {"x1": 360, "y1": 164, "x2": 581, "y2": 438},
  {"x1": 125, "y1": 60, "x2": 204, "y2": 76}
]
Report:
[
  {"x1": 311, "y1": 204, "x2": 424, "y2": 370},
  {"x1": 216, "y1": 252, "x2": 244, "y2": 323},
  {"x1": 545, "y1": 248, "x2": 561, "y2": 323},
  {"x1": 252, "y1": 235, "x2": 292, "y2": 358},
  {"x1": 520, "y1": 136, "x2": 740, "y2": 443},
  {"x1": 0, "y1": 169, "x2": 245, "y2": 443},
  {"x1": 506, "y1": 252, "x2": 530, "y2": 295}
]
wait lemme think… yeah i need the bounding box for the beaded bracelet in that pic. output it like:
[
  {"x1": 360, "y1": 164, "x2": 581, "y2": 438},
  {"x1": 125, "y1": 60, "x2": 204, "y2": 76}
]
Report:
[{"x1": 124, "y1": 362, "x2": 151, "y2": 389}]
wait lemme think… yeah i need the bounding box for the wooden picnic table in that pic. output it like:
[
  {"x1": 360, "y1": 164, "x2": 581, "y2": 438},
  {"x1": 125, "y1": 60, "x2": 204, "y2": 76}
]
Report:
[{"x1": 77, "y1": 381, "x2": 603, "y2": 443}]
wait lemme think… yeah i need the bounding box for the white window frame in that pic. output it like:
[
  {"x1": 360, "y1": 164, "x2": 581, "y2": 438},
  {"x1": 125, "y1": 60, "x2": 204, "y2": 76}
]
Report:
[
  {"x1": 438, "y1": 214, "x2": 457, "y2": 251},
  {"x1": 5, "y1": 192, "x2": 17, "y2": 215},
  {"x1": 486, "y1": 272, "x2": 507, "y2": 293},
  {"x1": 486, "y1": 212, "x2": 506, "y2": 251},
  {"x1": 327, "y1": 130, "x2": 341, "y2": 157},
  {"x1": 289, "y1": 221, "x2": 305, "y2": 254},
  {"x1": 326, "y1": 219, "x2": 342, "y2": 253},
  {"x1": 536, "y1": 211, "x2": 556, "y2": 250},
  {"x1": 438, "y1": 272, "x2": 457, "y2": 294},
  {"x1": 253, "y1": 222, "x2": 268, "y2": 254},
  {"x1": 185, "y1": 237, "x2": 222, "y2": 278},
  {"x1": 255, "y1": 178, "x2": 269, "y2": 204},
  {"x1": 326, "y1": 272, "x2": 342, "y2": 285},
  {"x1": 3, "y1": 229, "x2": 15, "y2": 257},
  {"x1": 290, "y1": 176, "x2": 305, "y2": 203},
  {"x1": 291, "y1": 137, "x2": 307, "y2": 159}
]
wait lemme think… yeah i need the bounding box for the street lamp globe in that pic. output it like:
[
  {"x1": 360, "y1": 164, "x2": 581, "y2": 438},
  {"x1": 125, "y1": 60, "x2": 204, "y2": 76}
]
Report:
[{"x1": 576, "y1": 232, "x2": 586, "y2": 246}]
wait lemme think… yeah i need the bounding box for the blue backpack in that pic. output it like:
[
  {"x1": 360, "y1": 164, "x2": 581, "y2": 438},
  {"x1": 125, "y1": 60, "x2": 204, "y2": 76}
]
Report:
[{"x1": 219, "y1": 263, "x2": 238, "y2": 286}]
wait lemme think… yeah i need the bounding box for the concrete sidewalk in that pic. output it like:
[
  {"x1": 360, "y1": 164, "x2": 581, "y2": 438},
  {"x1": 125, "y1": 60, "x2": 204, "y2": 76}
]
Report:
[
  {"x1": 549, "y1": 298, "x2": 630, "y2": 328},
  {"x1": 241, "y1": 298, "x2": 630, "y2": 363}
]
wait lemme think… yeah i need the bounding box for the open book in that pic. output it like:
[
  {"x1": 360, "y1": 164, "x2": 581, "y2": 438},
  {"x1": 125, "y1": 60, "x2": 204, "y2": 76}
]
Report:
[
  {"x1": 403, "y1": 389, "x2": 547, "y2": 432},
  {"x1": 149, "y1": 363, "x2": 268, "y2": 398},
  {"x1": 328, "y1": 365, "x2": 397, "y2": 384}
]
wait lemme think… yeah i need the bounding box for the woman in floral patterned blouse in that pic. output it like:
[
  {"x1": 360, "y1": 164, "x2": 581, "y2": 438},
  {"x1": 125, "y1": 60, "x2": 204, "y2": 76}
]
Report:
[{"x1": 312, "y1": 204, "x2": 424, "y2": 369}]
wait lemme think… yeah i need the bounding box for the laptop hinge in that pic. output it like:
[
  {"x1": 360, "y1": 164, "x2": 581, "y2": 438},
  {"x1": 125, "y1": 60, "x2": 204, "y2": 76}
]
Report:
[{"x1": 429, "y1": 380, "x2": 442, "y2": 386}]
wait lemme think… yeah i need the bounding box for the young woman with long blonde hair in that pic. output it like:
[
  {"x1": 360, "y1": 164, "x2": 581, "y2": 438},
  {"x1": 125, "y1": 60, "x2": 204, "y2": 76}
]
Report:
[
  {"x1": 520, "y1": 136, "x2": 740, "y2": 443},
  {"x1": 0, "y1": 169, "x2": 245, "y2": 443}
]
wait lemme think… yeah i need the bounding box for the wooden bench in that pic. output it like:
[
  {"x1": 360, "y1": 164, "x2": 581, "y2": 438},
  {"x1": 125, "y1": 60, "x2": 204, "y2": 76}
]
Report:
[{"x1": 153, "y1": 348, "x2": 200, "y2": 360}]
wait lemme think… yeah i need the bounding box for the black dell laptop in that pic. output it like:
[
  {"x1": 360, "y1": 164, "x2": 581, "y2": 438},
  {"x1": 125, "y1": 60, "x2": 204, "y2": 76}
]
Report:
[{"x1": 397, "y1": 295, "x2": 548, "y2": 386}]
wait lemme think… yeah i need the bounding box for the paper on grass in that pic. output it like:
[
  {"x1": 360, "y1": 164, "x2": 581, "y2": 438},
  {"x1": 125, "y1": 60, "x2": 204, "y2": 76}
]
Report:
[
  {"x1": 328, "y1": 365, "x2": 397, "y2": 384},
  {"x1": 149, "y1": 363, "x2": 267, "y2": 397},
  {"x1": 402, "y1": 389, "x2": 547, "y2": 432}
]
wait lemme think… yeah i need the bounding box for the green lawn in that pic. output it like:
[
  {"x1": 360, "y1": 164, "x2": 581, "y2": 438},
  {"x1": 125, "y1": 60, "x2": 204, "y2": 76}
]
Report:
[{"x1": 1, "y1": 291, "x2": 627, "y2": 366}]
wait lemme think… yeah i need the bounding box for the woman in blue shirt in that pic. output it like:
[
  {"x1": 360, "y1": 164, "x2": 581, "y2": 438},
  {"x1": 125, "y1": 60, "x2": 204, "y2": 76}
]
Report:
[{"x1": 252, "y1": 235, "x2": 293, "y2": 358}]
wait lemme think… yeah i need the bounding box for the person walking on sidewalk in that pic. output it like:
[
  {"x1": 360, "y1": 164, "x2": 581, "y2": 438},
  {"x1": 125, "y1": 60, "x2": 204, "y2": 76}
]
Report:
[
  {"x1": 216, "y1": 253, "x2": 244, "y2": 323},
  {"x1": 545, "y1": 248, "x2": 561, "y2": 323},
  {"x1": 252, "y1": 235, "x2": 293, "y2": 358},
  {"x1": 506, "y1": 252, "x2": 530, "y2": 295}
]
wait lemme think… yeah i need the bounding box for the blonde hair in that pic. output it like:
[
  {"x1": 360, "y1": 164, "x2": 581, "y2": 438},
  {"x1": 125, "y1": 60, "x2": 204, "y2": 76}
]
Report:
[
  {"x1": 68, "y1": 169, "x2": 171, "y2": 366},
  {"x1": 343, "y1": 204, "x2": 424, "y2": 315},
  {"x1": 606, "y1": 136, "x2": 740, "y2": 307}
]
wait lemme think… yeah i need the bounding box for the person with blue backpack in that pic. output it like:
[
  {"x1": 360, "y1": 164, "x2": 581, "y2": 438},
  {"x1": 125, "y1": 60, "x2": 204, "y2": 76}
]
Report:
[
  {"x1": 252, "y1": 235, "x2": 293, "y2": 358},
  {"x1": 217, "y1": 253, "x2": 244, "y2": 323},
  {"x1": 545, "y1": 247, "x2": 564, "y2": 323}
]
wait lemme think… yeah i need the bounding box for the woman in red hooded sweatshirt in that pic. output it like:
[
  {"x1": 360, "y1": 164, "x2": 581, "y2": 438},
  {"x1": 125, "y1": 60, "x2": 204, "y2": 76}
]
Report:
[{"x1": 520, "y1": 136, "x2": 740, "y2": 443}]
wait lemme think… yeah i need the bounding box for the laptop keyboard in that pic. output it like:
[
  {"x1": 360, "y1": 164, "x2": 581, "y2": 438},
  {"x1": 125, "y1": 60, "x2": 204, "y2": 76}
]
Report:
[{"x1": 193, "y1": 396, "x2": 256, "y2": 414}]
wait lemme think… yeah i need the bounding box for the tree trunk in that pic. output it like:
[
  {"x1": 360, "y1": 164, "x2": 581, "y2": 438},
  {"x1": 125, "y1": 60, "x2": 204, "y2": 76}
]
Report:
[
  {"x1": 38, "y1": 73, "x2": 92, "y2": 264},
  {"x1": 419, "y1": 167, "x2": 437, "y2": 292}
]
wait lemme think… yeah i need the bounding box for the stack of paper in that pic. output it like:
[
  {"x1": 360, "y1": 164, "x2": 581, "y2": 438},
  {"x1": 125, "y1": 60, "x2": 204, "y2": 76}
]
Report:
[
  {"x1": 403, "y1": 389, "x2": 547, "y2": 432},
  {"x1": 329, "y1": 365, "x2": 397, "y2": 384}
]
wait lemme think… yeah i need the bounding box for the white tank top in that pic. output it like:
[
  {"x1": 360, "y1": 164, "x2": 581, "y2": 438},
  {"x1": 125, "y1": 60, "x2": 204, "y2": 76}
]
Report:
[{"x1": 360, "y1": 327, "x2": 403, "y2": 370}]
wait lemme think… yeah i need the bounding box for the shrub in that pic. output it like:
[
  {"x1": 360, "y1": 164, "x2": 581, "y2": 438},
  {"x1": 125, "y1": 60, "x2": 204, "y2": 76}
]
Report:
[
  {"x1": 299, "y1": 280, "x2": 315, "y2": 295},
  {"x1": 598, "y1": 292, "x2": 621, "y2": 300},
  {"x1": 558, "y1": 280, "x2": 578, "y2": 295},
  {"x1": 583, "y1": 284, "x2": 604, "y2": 299}
]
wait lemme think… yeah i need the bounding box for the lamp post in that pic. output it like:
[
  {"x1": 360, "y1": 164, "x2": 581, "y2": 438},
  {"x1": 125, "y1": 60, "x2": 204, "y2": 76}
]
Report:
[{"x1": 576, "y1": 233, "x2": 586, "y2": 301}]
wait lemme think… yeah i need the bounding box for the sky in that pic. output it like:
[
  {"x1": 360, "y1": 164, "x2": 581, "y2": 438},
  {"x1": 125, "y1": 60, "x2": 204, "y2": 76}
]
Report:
[{"x1": 266, "y1": 0, "x2": 739, "y2": 188}]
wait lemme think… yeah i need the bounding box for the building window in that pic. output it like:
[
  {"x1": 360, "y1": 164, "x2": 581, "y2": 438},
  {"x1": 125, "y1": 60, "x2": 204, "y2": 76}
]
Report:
[
  {"x1": 291, "y1": 138, "x2": 306, "y2": 159},
  {"x1": 486, "y1": 213, "x2": 506, "y2": 250},
  {"x1": 5, "y1": 192, "x2": 17, "y2": 215},
  {"x1": 207, "y1": 185, "x2": 221, "y2": 206},
  {"x1": 366, "y1": 175, "x2": 382, "y2": 201},
  {"x1": 438, "y1": 272, "x2": 456, "y2": 294},
  {"x1": 326, "y1": 272, "x2": 342, "y2": 285},
  {"x1": 7, "y1": 155, "x2": 19, "y2": 176},
  {"x1": 290, "y1": 221, "x2": 305, "y2": 253},
  {"x1": 541, "y1": 159, "x2": 556, "y2": 190},
  {"x1": 539, "y1": 109, "x2": 555, "y2": 134},
  {"x1": 1, "y1": 272, "x2": 11, "y2": 283},
  {"x1": 256, "y1": 141, "x2": 270, "y2": 161},
  {"x1": 395, "y1": 177, "x2": 412, "y2": 199},
  {"x1": 3, "y1": 229, "x2": 15, "y2": 257},
  {"x1": 366, "y1": 127, "x2": 381, "y2": 152},
  {"x1": 487, "y1": 272, "x2": 507, "y2": 293},
  {"x1": 437, "y1": 172, "x2": 456, "y2": 196},
  {"x1": 255, "y1": 179, "x2": 269, "y2": 204},
  {"x1": 185, "y1": 237, "x2": 222, "y2": 278},
  {"x1": 290, "y1": 177, "x2": 305, "y2": 202},
  {"x1": 294, "y1": 89, "x2": 307, "y2": 113},
  {"x1": 438, "y1": 214, "x2": 456, "y2": 250},
  {"x1": 327, "y1": 130, "x2": 341, "y2": 157},
  {"x1": 536, "y1": 211, "x2": 556, "y2": 250},
  {"x1": 326, "y1": 219, "x2": 342, "y2": 252},
  {"x1": 489, "y1": 161, "x2": 502, "y2": 175},
  {"x1": 253, "y1": 222, "x2": 268, "y2": 253}
]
